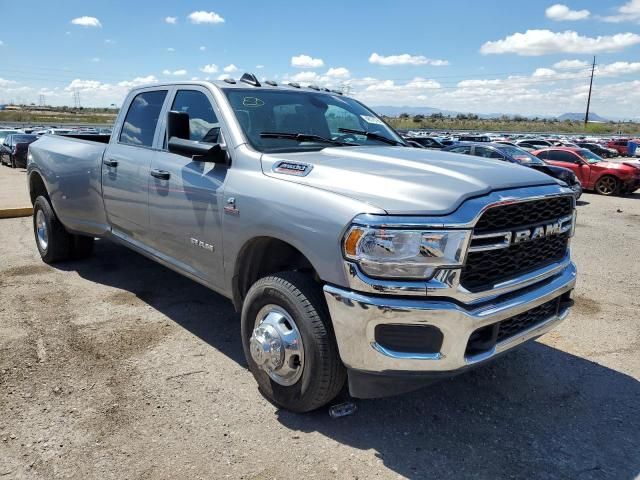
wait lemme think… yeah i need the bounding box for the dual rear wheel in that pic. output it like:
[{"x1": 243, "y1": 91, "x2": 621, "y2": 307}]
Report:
[{"x1": 32, "y1": 196, "x2": 94, "y2": 263}]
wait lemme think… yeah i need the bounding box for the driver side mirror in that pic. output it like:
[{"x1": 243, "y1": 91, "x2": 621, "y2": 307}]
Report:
[{"x1": 166, "y1": 110, "x2": 227, "y2": 164}]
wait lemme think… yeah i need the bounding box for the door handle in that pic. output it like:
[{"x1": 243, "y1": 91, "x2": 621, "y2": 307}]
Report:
[
  {"x1": 150, "y1": 169, "x2": 171, "y2": 180},
  {"x1": 104, "y1": 158, "x2": 118, "y2": 167}
]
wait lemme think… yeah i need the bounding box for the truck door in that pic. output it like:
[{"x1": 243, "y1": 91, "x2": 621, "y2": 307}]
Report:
[
  {"x1": 147, "y1": 87, "x2": 228, "y2": 287},
  {"x1": 102, "y1": 88, "x2": 169, "y2": 241}
]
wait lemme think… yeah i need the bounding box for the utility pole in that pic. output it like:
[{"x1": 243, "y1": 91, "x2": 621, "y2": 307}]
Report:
[
  {"x1": 584, "y1": 56, "x2": 596, "y2": 126},
  {"x1": 38, "y1": 94, "x2": 46, "y2": 107}
]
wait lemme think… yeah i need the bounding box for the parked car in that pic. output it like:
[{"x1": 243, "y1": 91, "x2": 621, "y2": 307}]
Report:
[
  {"x1": 404, "y1": 139, "x2": 426, "y2": 148},
  {"x1": 606, "y1": 139, "x2": 629, "y2": 156},
  {"x1": 457, "y1": 134, "x2": 491, "y2": 142},
  {"x1": 576, "y1": 142, "x2": 618, "y2": 158},
  {"x1": 443, "y1": 142, "x2": 582, "y2": 199},
  {"x1": 27, "y1": 77, "x2": 577, "y2": 411},
  {"x1": 404, "y1": 136, "x2": 445, "y2": 149},
  {"x1": 0, "y1": 129, "x2": 23, "y2": 145},
  {"x1": 0, "y1": 133, "x2": 38, "y2": 168},
  {"x1": 516, "y1": 139, "x2": 553, "y2": 149},
  {"x1": 533, "y1": 147, "x2": 640, "y2": 195}
]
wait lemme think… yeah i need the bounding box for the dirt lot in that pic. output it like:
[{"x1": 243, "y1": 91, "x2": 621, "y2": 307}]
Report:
[
  {"x1": 0, "y1": 167, "x2": 30, "y2": 210},
  {"x1": 1, "y1": 191, "x2": 639, "y2": 479}
]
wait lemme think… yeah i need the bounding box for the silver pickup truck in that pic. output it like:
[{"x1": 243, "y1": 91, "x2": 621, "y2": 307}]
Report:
[{"x1": 27, "y1": 74, "x2": 577, "y2": 412}]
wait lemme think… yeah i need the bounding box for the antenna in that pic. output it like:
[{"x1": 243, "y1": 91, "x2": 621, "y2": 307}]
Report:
[
  {"x1": 73, "y1": 90, "x2": 81, "y2": 108},
  {"x1": 584, "y1": 56, "x2": 596, "y2": 125},
  {"x1": 38, "y1": 94, "x2": 46, "y2": 107}
]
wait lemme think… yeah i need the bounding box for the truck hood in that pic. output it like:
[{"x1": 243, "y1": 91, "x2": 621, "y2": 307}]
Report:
[{"x1": 261, "y1": 146, "x2": 558, "y2": 215}]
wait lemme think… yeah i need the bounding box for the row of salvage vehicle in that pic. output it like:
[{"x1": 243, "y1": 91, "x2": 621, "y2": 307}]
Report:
[{"x1": 404, "y1": 134, "x2": 640, "y2": 197}]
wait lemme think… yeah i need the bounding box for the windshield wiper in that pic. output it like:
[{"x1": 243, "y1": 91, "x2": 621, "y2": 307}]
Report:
[
  {"x1": 259, "y1": 132, "x2": 355, "y2": 146},
  {"x1": 337, "y1": 128, "x2": 404, "y2": 146}
]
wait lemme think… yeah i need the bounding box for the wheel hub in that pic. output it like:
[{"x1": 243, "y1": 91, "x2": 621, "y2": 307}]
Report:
[
  {"x1": 249, "y1": 305, "x2": 304, "y2": 386},
  {"x1": 35, "y1": 209, "x2": 48, "y2": 251}
]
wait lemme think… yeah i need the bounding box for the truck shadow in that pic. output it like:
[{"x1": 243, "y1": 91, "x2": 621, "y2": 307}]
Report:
[
  {"x1": 54, "y1": 239, "x2": 639, "y2": 479},
  {"x1": 277, "y1": 346, "x2": 640, "y2": 479}
]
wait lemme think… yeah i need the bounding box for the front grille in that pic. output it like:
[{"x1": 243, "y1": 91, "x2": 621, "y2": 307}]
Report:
[
  {"x1": 474, "y1": 196, "x2": 573, "y2": 234},
  {"x1": 465, "y1": 298, "x2": 561, "y2": 356},
  {"x1": 460, "y1": 197, "x2": 573, "y2": 292},
  {"x1": 496, "y1": 298, "x2": 560, "y2": 343}
]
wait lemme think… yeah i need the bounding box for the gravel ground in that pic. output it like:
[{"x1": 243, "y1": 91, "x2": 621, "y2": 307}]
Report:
[{"x1": 0, "y1": 191, "x2": 639, "y2": 480}]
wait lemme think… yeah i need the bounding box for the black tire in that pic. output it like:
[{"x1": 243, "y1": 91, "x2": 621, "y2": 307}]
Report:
[
  {"x1": 594, "y1": 175, "x2": 620, "y2": 196},
  {"x1": 241, "y1": 271, "x2": 346, "y2": 413},
  {"x1": 33, "y1": 196, "x2": 72, "y2": 263}
]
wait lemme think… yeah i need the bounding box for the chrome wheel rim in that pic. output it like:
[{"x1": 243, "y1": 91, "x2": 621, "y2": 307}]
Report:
[
  {"x1": 35, "y1": 209, "x2": 48, "y2": 251},
  {"x1": 250, "y1": 304, "x2": 305, "y2": 386},
  {"x1": 597, "y1": 177, "x2": 616, "y2": 195}
]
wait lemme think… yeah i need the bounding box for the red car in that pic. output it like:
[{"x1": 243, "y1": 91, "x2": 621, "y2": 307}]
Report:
[
  {"x1": 606, "y1": 139, "x2": 629, "y2": 156},
  {"x1": 533, "y1": 147, "x2": 640, "y2": 196}
]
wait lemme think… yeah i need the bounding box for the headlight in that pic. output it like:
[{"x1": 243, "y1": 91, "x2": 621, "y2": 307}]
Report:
[{"x1": 343, "y1": 226, "x2": 470, "y2": 279}]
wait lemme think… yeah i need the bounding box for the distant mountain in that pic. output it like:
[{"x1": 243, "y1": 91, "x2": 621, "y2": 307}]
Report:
[
  {"x1": 372, "y1": 106, "x2": 615, "y2": 123},
  {"x1": 557, "y1": 112, "x2": 609, "y2": 122},
  {"x1": 372, "y1": 105, "x2": 460, "y2": 117}
]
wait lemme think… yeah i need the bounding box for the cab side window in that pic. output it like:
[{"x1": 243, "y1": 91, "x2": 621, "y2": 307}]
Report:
[
  {"x1": 119, "y1": 90, "x2": 168, "y2": 147},
  {"x1": 171, "y1": 90, "x2": 220, "y2": 143}
]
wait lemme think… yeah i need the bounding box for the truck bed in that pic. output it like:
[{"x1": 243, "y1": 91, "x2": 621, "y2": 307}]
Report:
[{"x1": 29, "y1": 134, "x2": 110, "y2": 235}]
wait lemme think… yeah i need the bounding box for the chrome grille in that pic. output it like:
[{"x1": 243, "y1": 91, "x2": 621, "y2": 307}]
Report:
[{"x1": 460, "y1": 197, "x2": 573, "y2": 292}]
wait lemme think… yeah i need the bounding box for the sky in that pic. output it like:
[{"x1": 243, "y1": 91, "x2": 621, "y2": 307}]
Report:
[{"x1": 0, "y1": 0, "x2": 639, "y2": 118}]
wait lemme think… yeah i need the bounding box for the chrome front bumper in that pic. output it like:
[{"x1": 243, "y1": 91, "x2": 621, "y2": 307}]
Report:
[{"x1": 324, "y1": 262, "x2": 576, "y2": 374}]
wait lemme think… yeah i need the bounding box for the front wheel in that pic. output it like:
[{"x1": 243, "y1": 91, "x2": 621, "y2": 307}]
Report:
[
  {"x1": 594, "y1": 175, "x2": 619, "y2": 196},
  {"x1": 241, "y1": 272, "x2": 346, "y2": 412}
]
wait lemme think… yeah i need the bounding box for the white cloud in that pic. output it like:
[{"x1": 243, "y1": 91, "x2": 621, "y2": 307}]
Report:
[
  {"x1": 167, "y1": 47, "x2": 175, "y2": 52},
  {"x1": 117, "y1": 76, "x2": 158, "y2": 88},
  {"x1": 600, "y1": 0, "x2": 640, "y2": 23},
  {"x1": 188, "y1": 11, "x2": 225, "y2": 24},
  {"x1": 480, "y1": 29, "x2": 640, "y2": 55},
  {"x1": 191, "y1": 77, "x2": 199, "y2": 81},
  {"x1": 545, "y1": 4, "x2": 590, "y2": 20},
  {"x1": 165, "y1": 16, "x2": 177, "y2": 24},
  {"x1": 291, "y1": 54, "x2": 324, "y2": 68},
  {"x1": 596, "y1": 60, "x2": 640, "y2": 76},
  {"x1": 104, "y1": 38, "x2": 115, "y2": 44},
  {"x1": 200, "y1": 64, "x2": 219, "y2": 74},
  {"x1": 0, "y1": 78, "x2": 16, "y2": 87},
  {"x1": 217, "y1": 74, "x2": 231, "y2": 80},
  {"x1": 256, "y1": 64, "x2": 265, "y2": 69},
  {"x1": 290, "y1": 71, "x2": 320, "y2": 83},
  {"x1": 162, "y1": 69, "x2": 187, "y2": 76},
  {"x1": 0, "y1": 41, "x2": 4, "y2": 46},
  {"x1": 90, "y1": 57, "x2": 101, "y2": 63},
  {"x1": 71, "y1": 16, "x2": 102, "y2": 28},
  {"x1": 553, "y1": 59, "x2": 590, "y2": 69},
  {"x1": 199, "y1": 46, "x2": 206, "y2": 51},
  {"x1": 368, "y1": 52, "x2": 449, "y2": 66},
  {"x1": 325, "y1": 67, "x2": 350, "y2": 78},
  {"x1": 223, "y1": 64, "x2": 238, "y2": 73}
]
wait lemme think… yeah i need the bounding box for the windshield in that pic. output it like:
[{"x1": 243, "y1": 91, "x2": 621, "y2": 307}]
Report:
[
  {"x1": 497, "y1": 145, "x2": 545, "y2": 165},
  {"x1": 579, "y1": 148, "x2": 603, "y2": 164},
  {"x1": 224, "y1": 88, "x2": 404, "y2": 152}
]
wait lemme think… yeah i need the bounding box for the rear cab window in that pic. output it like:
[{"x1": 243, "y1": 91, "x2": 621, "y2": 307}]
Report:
[{"x1": 119, "y1": 90, "x2": 168, "y2": 147}]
